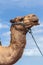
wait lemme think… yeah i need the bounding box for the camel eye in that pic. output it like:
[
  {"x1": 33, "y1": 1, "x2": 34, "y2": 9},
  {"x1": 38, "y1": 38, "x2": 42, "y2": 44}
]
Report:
[
  {"x1": 28, "y1": 16, "x2": 30, "y2": 17},
  {"x1": 32, "y1": 15, "x2": 36, "y2": 17},
  {"x1": 20, "y1": 18, "x2": 23, "y2": 21}
]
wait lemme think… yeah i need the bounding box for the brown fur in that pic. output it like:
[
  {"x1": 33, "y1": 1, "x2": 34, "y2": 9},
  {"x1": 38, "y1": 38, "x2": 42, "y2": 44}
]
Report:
[{"x1": 0, "y1": 14, "x2": 39, "y2": 65}]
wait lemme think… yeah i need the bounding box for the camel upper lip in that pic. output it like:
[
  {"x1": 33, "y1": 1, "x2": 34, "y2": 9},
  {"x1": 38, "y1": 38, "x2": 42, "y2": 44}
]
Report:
[
  {"x1": 32, "y1": 19, "x2": 40, "y2": 25},
  {"x1": 25, "y1": 21, "x2": 40, "y2": 29},
  {"x1": 34, "y1": 21, "x2": 40, "y2": 25}
]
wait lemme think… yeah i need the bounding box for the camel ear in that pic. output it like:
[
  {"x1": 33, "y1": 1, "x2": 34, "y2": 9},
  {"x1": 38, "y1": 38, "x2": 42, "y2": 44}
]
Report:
[
  {"x1": 10, "y1": 17, "x2": 24, "y2": 23},
  {"x1": 10, "y1": 18, "x2": 16, "y2": 23},
  {"x1": 10, "y1": 19, "x2": 12, "y2": 23}
]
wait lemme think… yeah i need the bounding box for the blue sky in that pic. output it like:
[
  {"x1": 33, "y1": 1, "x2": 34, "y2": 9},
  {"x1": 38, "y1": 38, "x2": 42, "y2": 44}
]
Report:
[{"x1": 0, "y1": 0, "x2": 43, "y2": 65}]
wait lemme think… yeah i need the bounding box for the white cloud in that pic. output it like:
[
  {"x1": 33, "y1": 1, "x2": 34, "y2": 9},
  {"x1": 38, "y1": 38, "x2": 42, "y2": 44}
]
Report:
[
  {"x1": 0, "y1": 23, "x2": 9, "y2": 29},
  {"x1": 2, "y1": 31, "x2": 11, "y2": 36},
  {"x1": 32, "y1": 22, "x2": 43, "y2": 34},
  {"x1": 39, "y1": 22, "x2": 43, "y2": 27},
  {"x1": 33, "y1": 29, "x2": 43, "y2": 33},
  {"x1": 38, "y1": 37, "x2": 43, "y2": 42},
  {"x1": 23, "y1": 48, "x2": 41, "y2": 56}
]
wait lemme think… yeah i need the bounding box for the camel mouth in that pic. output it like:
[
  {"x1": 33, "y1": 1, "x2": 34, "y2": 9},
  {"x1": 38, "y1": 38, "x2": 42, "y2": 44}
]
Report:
[
  {"x1": 33, "y1": 20, "x2": 40, "y2": 25},
  {"x1": 25, "y1": 20, "x2": 39, "y2": 29}
]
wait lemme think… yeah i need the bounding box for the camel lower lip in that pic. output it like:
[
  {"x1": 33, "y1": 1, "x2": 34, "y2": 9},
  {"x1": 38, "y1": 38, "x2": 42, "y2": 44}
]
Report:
[
  {"x1": 35, "y1": 22, "x2": 40, "y2": 25},
  {"x1": 26, "y1": 25, "x2": 32, "y2": 28},
  {"x1": 25, "y1": 22, "x2": 39, "y2": 28}
]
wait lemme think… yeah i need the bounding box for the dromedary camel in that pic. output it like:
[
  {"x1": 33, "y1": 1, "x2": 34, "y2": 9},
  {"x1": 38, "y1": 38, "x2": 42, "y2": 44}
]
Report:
[{"x1": 0, "y1": 14, "x2": 39, "y2": 65}]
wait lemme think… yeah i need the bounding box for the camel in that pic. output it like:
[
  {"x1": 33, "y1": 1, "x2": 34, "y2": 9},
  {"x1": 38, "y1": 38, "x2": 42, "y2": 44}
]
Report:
[{"x1": 0, "y1": 14, "x2": 39, "y2": 65}]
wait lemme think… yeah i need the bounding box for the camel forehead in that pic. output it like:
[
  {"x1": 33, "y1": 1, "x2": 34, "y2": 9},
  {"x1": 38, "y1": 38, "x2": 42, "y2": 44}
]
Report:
[
  {"x1": 27, "y1": 14, "x2": 36, "y2": 16},
  {"x1": 12, "y1": 14, "x2": 37, "y2": 21},
  {"x1": 27, "y1": 14, "x2": 38, "y2": 18},
  {"x1": 10, "y1": 14, "x2": 38, "y2": 23},
  {"x1": 24, "y1": 14, "x2": 38, "y2": 20}
]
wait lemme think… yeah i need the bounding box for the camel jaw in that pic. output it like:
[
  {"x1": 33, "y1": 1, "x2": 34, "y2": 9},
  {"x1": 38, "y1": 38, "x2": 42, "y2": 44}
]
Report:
[{"x1": 24, "y1": 21, "x2": 39, "y2": 30}]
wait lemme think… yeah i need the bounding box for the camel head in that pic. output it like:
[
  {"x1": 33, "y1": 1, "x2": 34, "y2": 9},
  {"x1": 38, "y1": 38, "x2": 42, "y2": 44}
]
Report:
[{"x1": 10, "y1": 14, "x2": 39, "y2": 33}]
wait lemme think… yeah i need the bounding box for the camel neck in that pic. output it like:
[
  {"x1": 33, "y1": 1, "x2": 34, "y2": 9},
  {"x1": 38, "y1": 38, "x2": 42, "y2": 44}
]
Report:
[{"x1": 10, "y1": 25, "x2": 26, "y2": 48}]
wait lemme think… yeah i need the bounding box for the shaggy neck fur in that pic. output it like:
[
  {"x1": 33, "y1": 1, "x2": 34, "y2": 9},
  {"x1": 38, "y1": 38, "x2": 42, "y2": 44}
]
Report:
[
  {"x1": 0, "y1": 14, "x2": 39, "y2": 65},
  {"x1": 0, "y1": 25, "x2": 26, "y2": 65}
]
